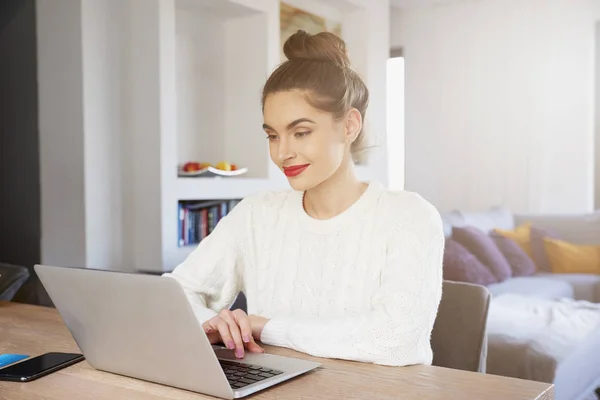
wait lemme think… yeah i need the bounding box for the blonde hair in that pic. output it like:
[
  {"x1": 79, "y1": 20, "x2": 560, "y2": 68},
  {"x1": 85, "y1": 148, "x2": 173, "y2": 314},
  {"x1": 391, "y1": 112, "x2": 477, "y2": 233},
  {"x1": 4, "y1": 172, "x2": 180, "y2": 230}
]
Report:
[{"x1": 261, "y1": 30, "x2": 369, "y2": 163}]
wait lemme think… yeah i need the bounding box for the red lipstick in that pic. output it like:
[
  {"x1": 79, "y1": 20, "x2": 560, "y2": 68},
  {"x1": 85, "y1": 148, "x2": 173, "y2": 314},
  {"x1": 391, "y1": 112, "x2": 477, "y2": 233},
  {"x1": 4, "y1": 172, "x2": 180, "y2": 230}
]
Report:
[{"x1": 283, "y1": 164, "x2": 309, "y2": 177}]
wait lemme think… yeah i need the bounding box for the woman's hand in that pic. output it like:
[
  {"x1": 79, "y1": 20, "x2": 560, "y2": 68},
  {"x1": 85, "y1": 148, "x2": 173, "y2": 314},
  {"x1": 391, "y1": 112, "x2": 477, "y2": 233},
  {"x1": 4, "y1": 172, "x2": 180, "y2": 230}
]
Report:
[
  {"x1": 248, "y1": 314, "x2": 269, "y2": 342},
  {"x1": 202, "y1": 309, "x2": 267, "y2": 358}
]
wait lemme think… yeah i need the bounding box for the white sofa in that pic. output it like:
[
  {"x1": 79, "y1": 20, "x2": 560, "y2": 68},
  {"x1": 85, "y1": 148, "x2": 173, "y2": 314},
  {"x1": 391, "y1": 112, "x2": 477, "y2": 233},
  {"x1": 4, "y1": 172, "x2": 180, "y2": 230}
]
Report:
[
  {"x1": 441, "y1": 207, "x2": 600, "y2": 400},
  {"x1": 441, "y1": 208, "x2": 600, "y2": 302}
]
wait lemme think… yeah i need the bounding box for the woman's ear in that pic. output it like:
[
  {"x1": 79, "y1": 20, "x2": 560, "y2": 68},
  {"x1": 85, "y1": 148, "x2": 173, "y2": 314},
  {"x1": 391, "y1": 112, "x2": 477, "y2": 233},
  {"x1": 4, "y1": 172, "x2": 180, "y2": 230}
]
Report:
[{"x1": 344, "y1": 108, "x2": 362, "y2": 145}]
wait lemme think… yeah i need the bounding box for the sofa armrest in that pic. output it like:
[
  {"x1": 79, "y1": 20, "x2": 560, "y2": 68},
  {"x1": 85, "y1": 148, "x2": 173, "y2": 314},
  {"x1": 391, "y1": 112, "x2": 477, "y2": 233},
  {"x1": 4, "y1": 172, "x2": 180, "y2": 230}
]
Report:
[{"x1": 514, "y1": 212, "x2": 600, "y2": 245}]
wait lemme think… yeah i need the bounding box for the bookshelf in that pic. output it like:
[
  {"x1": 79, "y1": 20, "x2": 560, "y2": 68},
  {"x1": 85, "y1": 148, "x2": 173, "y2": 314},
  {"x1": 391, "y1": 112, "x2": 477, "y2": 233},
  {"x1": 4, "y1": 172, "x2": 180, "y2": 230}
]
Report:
[
  {"x1": 178, "y1": 198, "x2": 241, "y2": 247},
  {"x1": 122, "y1": 0, "x2": 390, "y2": 273}
]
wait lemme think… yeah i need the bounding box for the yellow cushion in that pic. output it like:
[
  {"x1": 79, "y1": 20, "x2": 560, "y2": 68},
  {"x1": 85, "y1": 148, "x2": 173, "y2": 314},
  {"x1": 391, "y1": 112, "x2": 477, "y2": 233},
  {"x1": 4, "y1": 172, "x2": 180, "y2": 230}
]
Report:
[
  {"x1": 493, "y1": 223, "x2": 532, "y2": 258},
  {"x1": 543, "y1": 238, "x2": 600, "y2": 274}
]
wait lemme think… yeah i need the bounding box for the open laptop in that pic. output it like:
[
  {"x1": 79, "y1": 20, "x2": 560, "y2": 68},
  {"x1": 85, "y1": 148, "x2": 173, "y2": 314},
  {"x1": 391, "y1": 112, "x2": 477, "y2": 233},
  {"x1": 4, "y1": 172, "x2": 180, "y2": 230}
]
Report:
[{"x1": 34, "y1": 264, "x2": 320, "y2": 399}]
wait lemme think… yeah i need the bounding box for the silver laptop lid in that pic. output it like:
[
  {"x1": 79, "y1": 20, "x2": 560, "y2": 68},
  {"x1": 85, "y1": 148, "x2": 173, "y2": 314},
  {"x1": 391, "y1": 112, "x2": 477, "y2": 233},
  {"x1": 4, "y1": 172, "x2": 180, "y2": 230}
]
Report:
[{"x1": 34, "y1": 264, "x2": 234, "y2": 399}]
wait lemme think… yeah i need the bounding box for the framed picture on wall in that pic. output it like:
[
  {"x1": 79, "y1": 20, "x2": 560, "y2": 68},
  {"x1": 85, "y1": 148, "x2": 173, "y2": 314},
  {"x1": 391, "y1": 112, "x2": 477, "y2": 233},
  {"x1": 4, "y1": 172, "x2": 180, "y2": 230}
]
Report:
[{"x1": 279, "y1": 2, "x2": 342, "y2": 62}]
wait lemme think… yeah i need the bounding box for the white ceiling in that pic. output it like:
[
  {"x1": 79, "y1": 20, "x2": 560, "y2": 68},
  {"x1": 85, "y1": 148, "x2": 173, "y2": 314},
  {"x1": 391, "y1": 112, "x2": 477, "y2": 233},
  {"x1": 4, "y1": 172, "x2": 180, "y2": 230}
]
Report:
[{"x1": 390, "y1": 0, "x2": 468, "y2": 9}]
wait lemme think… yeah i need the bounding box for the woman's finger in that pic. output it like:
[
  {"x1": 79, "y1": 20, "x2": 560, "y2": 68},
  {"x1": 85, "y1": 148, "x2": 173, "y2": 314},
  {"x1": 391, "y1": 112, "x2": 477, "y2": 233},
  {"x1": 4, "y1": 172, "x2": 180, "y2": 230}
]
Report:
[
  {"x1": 219, "y1": 310, "x2": 245, "y2": 358},
  {"x1": 231, "y1": 310, "x2": 265, "y2": 354},
  {"x1": 216, "y1": 319, "x2": 235, "y2": 351},
  {"x1": 203, "y1": 318, "x2": 216, "y2": 334},
  {"x1": 202, "y1": 318, "x2": 221, "y2": 344},
  {"x1": 232, "y1": 310, "x2": 253, "y2": 344},
  {"x1": 246, "y1": 338, "x2": 265, "y2": 353}
]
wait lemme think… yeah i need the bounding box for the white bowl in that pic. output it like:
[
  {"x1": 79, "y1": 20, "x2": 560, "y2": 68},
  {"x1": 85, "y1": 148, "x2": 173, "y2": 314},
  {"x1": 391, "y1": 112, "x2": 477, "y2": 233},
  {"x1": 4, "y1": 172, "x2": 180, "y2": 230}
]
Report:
[{"x1": 178, "y1": 166, "x2": 248, "y2": 178}]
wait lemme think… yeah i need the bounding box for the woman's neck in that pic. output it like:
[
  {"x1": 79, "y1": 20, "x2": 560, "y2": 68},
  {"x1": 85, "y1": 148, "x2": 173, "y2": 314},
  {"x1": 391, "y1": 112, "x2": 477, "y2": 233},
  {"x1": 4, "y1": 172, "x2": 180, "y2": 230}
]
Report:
[{"x1": 303, "y1": 158, "x2": 368, "y2": 220}]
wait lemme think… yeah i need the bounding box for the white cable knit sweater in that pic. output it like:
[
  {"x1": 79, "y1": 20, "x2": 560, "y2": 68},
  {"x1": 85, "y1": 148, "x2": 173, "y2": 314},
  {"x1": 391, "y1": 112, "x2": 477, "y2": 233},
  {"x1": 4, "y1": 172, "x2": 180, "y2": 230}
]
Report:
[{"x1": 163, "y1": 181, "x2": 445, "y2": 366}]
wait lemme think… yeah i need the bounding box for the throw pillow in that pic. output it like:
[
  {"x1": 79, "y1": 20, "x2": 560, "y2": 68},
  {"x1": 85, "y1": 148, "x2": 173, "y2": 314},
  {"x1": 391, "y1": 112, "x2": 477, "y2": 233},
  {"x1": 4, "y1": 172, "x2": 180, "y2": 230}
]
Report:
[
  {"x1": 442, "y1": 238, "x2": 497, "y2": 285},
  {"x1": 530, "y1": 226, "x2": 561, "y2": 272},
  {"x1": 490, "y1": 232, "x2": 536, "y2": 276},
  {"x1": 493, "y1": 223, "x2": 532, "y2": 258},
  {"x1": 544, "y1": 238, "x2": 600, "y2": 274},
  {"x1": 452, "y1": 226, "x2": 512, "y2": 281}
]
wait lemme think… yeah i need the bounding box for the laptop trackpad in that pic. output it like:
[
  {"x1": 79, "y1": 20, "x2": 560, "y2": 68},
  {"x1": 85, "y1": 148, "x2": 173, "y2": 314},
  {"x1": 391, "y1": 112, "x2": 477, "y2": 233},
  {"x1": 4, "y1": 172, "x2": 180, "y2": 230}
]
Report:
[{"x1": 213, "y1": 346, "x2": 270, "y2": 363}]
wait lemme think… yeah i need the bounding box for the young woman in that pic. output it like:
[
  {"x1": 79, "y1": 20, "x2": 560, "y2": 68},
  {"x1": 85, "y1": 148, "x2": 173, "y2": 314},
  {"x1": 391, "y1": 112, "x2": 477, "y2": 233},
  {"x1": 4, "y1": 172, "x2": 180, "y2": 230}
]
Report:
[{"x1": 163, "y1": 30, "x2": 444, "y2": 367}]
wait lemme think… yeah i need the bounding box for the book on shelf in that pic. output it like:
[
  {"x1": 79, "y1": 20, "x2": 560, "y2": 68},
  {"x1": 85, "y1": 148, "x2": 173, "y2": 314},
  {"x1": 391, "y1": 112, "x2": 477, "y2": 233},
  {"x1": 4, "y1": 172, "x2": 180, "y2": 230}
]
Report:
[{"x1": 178, "y1": 199, "x2": 241, "y2": 247}]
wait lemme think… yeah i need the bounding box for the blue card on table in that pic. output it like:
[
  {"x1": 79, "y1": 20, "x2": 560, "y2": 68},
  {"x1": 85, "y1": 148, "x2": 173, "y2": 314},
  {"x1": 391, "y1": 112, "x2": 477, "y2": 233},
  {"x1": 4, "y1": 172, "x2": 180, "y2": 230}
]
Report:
[{"x1": 0, "y1": 354, "x2": 28, "y2": 368}]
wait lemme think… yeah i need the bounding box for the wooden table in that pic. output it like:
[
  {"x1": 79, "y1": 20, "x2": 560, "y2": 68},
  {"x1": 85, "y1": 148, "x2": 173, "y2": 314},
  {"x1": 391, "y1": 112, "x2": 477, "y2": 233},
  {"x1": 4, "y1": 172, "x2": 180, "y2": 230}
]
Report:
[{"x1": 1, "y1": 302, "x2": 553, "y2": 399}]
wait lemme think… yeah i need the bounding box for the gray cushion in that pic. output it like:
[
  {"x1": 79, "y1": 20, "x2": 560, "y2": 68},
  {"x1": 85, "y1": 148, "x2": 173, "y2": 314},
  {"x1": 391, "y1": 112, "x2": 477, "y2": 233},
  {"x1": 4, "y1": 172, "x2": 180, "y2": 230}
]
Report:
[
  {"x1": 534, "y1": 273, "x2": 600, "y2": 303},
  {"x1": 487, "y1": 276, "x2": 574, "y2": 300}
]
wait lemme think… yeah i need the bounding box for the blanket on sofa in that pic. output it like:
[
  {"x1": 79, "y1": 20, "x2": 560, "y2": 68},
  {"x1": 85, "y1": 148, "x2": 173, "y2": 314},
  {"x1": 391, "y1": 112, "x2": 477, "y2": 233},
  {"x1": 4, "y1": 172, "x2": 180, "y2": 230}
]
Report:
[{"x1": 486, "y1": 293, "x2": 600, "y2": 384}]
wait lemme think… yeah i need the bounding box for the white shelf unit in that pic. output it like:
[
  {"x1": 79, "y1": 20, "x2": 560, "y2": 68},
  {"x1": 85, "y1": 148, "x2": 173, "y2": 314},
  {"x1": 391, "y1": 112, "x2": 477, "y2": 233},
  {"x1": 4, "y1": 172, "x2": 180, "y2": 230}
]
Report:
[
  {"x1": 170, "y1": 0, "x2": 284, "y2": 267},
  {"x1": 36, "y1": 0, "x2": 391, "y2": 274},
  {"x1": 175, "y1": 0, "x2": 272, "y2": 180},
  {"x1": 162, "y1": 0, "x2": 388, "y2": 273},
  {"x1": 171, "y1": 0, "x2": 389, "y2": 202},
  {"x1": 67, "y1": 0, "x2": 389, "y2": 275},
  {"x1": 176, "y1": 177, "x2": 281, "y2": 201},
  {"x1": 126, "y1": 0, "x2": 285, "y2": 273}
]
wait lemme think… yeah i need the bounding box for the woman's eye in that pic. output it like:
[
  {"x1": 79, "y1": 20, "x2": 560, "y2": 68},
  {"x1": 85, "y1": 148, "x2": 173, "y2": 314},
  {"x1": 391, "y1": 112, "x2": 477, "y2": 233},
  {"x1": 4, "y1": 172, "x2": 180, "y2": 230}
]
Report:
[
  {"x1": 295, "y1": 131, "x2": 311, "y2": 138},
  {"x1": 266, "y1": 135, "x2": 278, "y2": 141}
]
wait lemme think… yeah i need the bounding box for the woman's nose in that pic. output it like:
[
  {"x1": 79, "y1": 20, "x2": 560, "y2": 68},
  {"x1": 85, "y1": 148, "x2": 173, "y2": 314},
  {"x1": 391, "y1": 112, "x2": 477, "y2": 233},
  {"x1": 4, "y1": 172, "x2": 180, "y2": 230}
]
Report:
[{"x1": 277, "y1": 138, "x2": 295, "y2": 162}]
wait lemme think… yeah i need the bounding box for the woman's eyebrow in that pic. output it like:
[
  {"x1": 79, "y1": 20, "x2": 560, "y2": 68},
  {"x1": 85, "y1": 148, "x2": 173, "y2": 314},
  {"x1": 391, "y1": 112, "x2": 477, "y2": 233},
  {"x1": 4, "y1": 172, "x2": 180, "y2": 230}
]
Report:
[{"x1": 262, "y1": 118, "x2": 316, "y2": 131}]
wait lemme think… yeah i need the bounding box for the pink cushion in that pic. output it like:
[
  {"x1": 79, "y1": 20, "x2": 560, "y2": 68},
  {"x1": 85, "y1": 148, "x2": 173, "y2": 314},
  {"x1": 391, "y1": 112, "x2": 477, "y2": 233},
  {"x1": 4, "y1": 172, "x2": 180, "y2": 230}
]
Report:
[
  {"x1": 490, "y1": 232, "x2": 536, "y2": 276},
  {"x1": 443, "y1": 238, "x2": 497, "y2": 286},
  {"x1": 452, "y1": 226, "x2": 512, "y2": 281}
]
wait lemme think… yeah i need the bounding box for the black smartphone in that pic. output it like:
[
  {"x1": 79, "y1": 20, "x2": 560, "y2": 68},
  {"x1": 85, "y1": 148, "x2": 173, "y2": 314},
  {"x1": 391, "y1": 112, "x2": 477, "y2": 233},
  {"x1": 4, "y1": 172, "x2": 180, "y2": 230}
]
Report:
[{"x1": 0, "y1": 352, "x2": 84, "y2": 382}]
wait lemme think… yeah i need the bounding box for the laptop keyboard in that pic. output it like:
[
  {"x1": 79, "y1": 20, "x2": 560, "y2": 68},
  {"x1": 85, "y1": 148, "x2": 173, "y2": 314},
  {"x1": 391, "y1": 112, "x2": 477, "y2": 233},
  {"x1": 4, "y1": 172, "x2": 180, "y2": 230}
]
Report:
[{"x1": 219, "y1": 359, "x2": 283, "y2": 389}]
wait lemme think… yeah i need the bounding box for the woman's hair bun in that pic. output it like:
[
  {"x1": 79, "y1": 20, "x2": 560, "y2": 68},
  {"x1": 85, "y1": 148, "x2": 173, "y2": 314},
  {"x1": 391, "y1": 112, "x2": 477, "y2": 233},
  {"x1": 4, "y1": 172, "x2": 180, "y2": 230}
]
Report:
[{"x1": 283, "y1": 30, "x2": 350, "y2": 68}]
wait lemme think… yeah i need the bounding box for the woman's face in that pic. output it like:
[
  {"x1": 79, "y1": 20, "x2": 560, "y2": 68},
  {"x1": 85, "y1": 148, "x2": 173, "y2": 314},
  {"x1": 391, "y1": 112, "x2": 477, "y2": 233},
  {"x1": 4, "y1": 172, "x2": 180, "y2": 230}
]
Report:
[{"x1": 262, "y1": 90, "x2": 351, "y2": 191}]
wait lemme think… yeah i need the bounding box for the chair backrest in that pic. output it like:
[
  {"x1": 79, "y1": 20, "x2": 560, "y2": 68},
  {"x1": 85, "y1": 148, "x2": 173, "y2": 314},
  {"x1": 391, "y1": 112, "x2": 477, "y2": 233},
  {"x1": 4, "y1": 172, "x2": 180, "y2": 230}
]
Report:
[
  {"x1": 0, "y1": 263, "x2": 30, "y2": 302},
  {"x1": 431, "y1": 280, "x2": 490, "y2": 373}
]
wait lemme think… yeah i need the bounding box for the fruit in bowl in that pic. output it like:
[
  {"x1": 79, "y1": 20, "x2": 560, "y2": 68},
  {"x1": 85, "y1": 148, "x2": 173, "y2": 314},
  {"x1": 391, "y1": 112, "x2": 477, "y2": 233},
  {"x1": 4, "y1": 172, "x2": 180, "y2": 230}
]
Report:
[
  {"x1": 182, "y1": 162, "x2": 210, "y2": 172},
  {"x1": 216, "y1": 161, "x2": 237, "y2": 171}
]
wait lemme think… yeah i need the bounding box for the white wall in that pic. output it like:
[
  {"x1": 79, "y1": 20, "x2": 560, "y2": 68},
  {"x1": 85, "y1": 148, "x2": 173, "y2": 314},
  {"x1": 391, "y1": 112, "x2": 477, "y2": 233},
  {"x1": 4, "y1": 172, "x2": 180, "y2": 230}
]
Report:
[
  {"x1": 595, "y1": 21, "x2": 600, "y2": 210},
  {"x1": 37, "y1": 0, "x2": 87, "y2": 267},
  {"x1": 224, "y1": 13, "x2": 271, "y2": 179},
  {"x1": 336, "y1": 1, "x2": 391, "y2": 184},
  {"x1": 392, "y1": 0, "x2": 600, "y2": 214},
  {"x1": 386, "y1": 56, "x2": 405, "y2": 191},
  {"x1": 176, "y1": 9, "x2": 225, "y2": 165},
  {"x1": 361, "y1": 0, "x2": 391, "y2": 186},
  {"x1": 82, "y1": 0, "x2": 126, "y2": 269},
  {"x1": 37, "y1": 0, "x2": 129, "y2": 270},
  {"x1": 126, "y1": 0, "x2": 179, "y2": 271}
]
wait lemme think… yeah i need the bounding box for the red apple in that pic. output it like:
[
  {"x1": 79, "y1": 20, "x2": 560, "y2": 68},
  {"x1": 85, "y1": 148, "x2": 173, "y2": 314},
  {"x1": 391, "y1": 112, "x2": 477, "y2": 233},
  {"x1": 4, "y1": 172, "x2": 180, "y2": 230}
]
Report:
[{"x1": 183, "y1": 162, "x2": 201, "y2": 172}]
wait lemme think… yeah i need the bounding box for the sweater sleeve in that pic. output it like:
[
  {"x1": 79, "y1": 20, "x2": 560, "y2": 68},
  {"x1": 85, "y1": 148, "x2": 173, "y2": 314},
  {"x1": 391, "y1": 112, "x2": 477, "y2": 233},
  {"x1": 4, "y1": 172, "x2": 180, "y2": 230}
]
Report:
[
  {"x1": 259, "y1": 197, "x2": 445, "y2": 366},
  {"x1": 162, "y1": 199, "x2": 250, "y2": 326}
]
